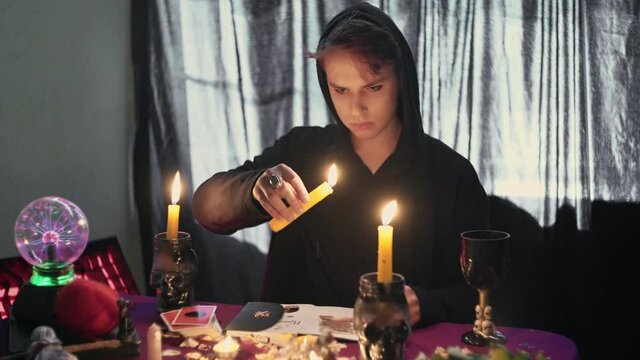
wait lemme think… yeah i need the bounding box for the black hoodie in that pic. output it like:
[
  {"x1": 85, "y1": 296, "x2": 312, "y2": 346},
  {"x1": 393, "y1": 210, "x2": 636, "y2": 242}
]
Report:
[{"x1": 193, "y1": 3, "x2": 489, "y2": 326}]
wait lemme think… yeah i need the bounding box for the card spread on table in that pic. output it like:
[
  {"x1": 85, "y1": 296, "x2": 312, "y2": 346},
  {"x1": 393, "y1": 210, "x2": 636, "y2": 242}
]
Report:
[
  {"x1": 171, "y1": 305, "x2": 217, "y2": 326},
  {"x1": 224, "y1": 302, "x2": 356, "y2": 341},
  {"x1": 225, "y1": 302, "x2": 285, "y2": 332}
]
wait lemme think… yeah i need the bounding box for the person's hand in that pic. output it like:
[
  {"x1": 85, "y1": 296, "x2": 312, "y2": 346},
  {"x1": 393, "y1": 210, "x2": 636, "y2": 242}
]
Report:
[
  {"x1": 252, "y1": 164, "x2": 310, "y2": 222},
  {"x1": 404, "y1": 285, "x2": 420, "y2": 326}
]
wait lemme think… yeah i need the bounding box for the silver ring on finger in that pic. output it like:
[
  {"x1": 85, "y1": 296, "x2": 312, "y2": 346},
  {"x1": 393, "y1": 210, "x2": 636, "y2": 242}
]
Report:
[{"x1": 268, "y1": 173, "x2": 283, "y2": 190}]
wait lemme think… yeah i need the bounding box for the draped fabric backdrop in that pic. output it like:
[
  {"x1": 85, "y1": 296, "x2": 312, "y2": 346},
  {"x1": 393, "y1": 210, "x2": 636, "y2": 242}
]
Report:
[{"x1": 132, "y1": 0, "x2": 639, "y2": 310}]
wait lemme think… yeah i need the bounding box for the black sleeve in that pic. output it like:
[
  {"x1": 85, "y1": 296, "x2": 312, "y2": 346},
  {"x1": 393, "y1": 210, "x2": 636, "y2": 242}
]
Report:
[
  {"x1": 192, "y1": 128, "x2": 306, "y2": 234},
  {"x1": 414, "y1": 161, "x2": 489, "y2": 327}
]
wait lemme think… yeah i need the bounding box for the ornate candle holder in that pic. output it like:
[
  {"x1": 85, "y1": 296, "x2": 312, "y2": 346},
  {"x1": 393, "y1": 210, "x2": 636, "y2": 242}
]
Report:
[
  {"x1": 149, "y1": 231, "x2": 198, "y2": 312},
  {"x1": 353, "y1": 273, "x2": 411, "y2": 360}
]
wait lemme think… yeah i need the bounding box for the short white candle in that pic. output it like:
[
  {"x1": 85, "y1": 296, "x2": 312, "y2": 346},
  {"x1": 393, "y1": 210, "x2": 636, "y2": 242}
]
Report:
[
  {"x1": 213, "y1": 335, "x2": 240, "y2": 359},
  {"x1": 146, "y1": 323, "x2": 162, "y2": 360}
]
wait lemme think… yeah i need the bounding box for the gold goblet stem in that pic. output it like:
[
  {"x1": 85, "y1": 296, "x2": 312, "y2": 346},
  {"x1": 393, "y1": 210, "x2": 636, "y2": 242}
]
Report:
[{"x1": 479, "y1": 289, "x2": 488, "y2": 315}]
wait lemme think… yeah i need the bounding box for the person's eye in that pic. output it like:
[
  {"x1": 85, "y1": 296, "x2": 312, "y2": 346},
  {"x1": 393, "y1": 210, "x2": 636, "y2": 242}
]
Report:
[
  {"x1": 368, "y1": 84, "x2": 382, "y2": 92},
  {"x1": 333, "y1": 87, "x2": 346, "y2": 94}
]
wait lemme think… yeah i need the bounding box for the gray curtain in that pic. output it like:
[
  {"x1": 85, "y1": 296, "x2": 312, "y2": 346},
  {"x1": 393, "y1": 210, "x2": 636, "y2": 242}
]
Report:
[{"x1": 147, "y1": 0, "x2": 638, "y2": 250}]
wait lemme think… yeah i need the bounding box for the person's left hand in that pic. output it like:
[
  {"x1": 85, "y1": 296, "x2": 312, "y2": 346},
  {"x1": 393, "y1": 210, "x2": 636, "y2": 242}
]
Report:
[{"x1": 404, "y1": 285, "x2": 420, "y2": 326}]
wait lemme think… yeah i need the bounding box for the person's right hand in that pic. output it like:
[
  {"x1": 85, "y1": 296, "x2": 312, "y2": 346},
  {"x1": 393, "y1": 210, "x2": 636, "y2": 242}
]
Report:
[
  {"x1": 252, "y1": 164, "x2": 310, "y2": 222},
  {"x1": 404, "y1": 285, "x2": 421, "y2": 326}
]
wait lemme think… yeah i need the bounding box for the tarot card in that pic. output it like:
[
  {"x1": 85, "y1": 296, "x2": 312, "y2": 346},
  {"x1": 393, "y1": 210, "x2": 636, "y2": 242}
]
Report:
[{"x1": 171, "y1": 305, "x2": 217, "y2": 326}]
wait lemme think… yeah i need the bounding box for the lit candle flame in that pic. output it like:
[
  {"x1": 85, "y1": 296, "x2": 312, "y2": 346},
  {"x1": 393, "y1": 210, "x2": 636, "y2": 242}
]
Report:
[
  {"x1": 213, "y1": 335, "x2": 239, "y2": 354},
  {"x1": 381, "y1": 200, "x2": 397, "y2": 226},
  {"x1": 327, "y1": 163, "x2": 338, "y2": 187},
  {"x1": 219, "y1": 336, "x2": 234, "y2": 348},
  {"x1": 171, "y1": 171, "x2": 181, "y2": 205},
  {"x1": 309, "y1": 350, "x2": 321, "y2": 360}
]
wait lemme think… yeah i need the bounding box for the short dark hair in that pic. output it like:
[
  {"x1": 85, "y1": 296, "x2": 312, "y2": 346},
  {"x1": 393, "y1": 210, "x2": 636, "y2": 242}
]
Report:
[{"x1": 310, "y1": 18, "x2": 400, "y2": 75}]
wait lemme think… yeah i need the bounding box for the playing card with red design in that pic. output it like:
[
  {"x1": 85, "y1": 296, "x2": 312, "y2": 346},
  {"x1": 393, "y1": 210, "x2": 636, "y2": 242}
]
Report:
[{"x1": 171, "y1": 305, "x2": 217, "y2": 326}]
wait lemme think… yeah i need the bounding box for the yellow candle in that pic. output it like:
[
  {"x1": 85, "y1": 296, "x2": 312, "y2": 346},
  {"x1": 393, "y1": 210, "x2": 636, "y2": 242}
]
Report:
[
  {"x1": 377, "y1": 200, "x2": 397, "y2": 284},
  {"x1": 269, "y1": 164, "x2": 338, "y2": 233},
  {"x1": 166, "y1": 171, "x2": 181, "y2": 240}
]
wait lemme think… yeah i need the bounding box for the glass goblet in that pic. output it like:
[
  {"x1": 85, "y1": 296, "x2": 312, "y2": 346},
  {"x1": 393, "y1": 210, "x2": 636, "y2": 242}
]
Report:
[{"x1": 459, "y1": 230, "x2": 510, "y2": 346}]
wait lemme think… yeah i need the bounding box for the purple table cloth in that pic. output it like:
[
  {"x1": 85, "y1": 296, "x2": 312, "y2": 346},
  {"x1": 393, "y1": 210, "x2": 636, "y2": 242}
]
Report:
[{"x1": 127, "y1": 295, "x2": 578, "y2": 359}]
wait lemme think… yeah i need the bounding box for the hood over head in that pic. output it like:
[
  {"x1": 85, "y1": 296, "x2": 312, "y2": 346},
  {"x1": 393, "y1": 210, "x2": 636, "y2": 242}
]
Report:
[{"x1": 315, "y1": 2, "x2": 424, "y2": 142}]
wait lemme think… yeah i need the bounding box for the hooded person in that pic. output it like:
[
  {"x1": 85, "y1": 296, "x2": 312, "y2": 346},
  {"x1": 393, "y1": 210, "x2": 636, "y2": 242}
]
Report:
[{"x1": 193, "y1": 2, "x2": 488, "y2": 327}]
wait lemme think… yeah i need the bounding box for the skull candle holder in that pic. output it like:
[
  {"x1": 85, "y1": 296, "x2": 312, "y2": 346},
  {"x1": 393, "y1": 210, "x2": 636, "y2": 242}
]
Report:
[
  {"x1": 353, "y1": 273, "x2": 411, "y2": 360},
  {"x1": 149, "y1": 232, "x2": 198, "y2": 312}
]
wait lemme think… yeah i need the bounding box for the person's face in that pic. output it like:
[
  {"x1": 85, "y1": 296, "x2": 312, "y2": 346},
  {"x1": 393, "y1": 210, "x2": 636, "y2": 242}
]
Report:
[{"x1": 323, "y1": 47, "x2": 401, "y2": 143}]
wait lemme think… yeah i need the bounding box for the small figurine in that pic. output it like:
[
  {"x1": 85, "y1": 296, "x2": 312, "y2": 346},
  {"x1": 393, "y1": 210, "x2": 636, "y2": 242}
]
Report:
[
  {"x1": 473, "y1": 304, "x2": 483, "y2": 333},
  {"x1": 117, "y1": 298, "x2": 139, "y2": 344},
  {"x1": 481, "y1": 305, "x2": 495, "y2": 337},
  {"x1": 27, "y1": 326, "x2": 77, "y2": 360},
  {"x1": 473, "y1": 304, "x2": 496, "y2": 338}
]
